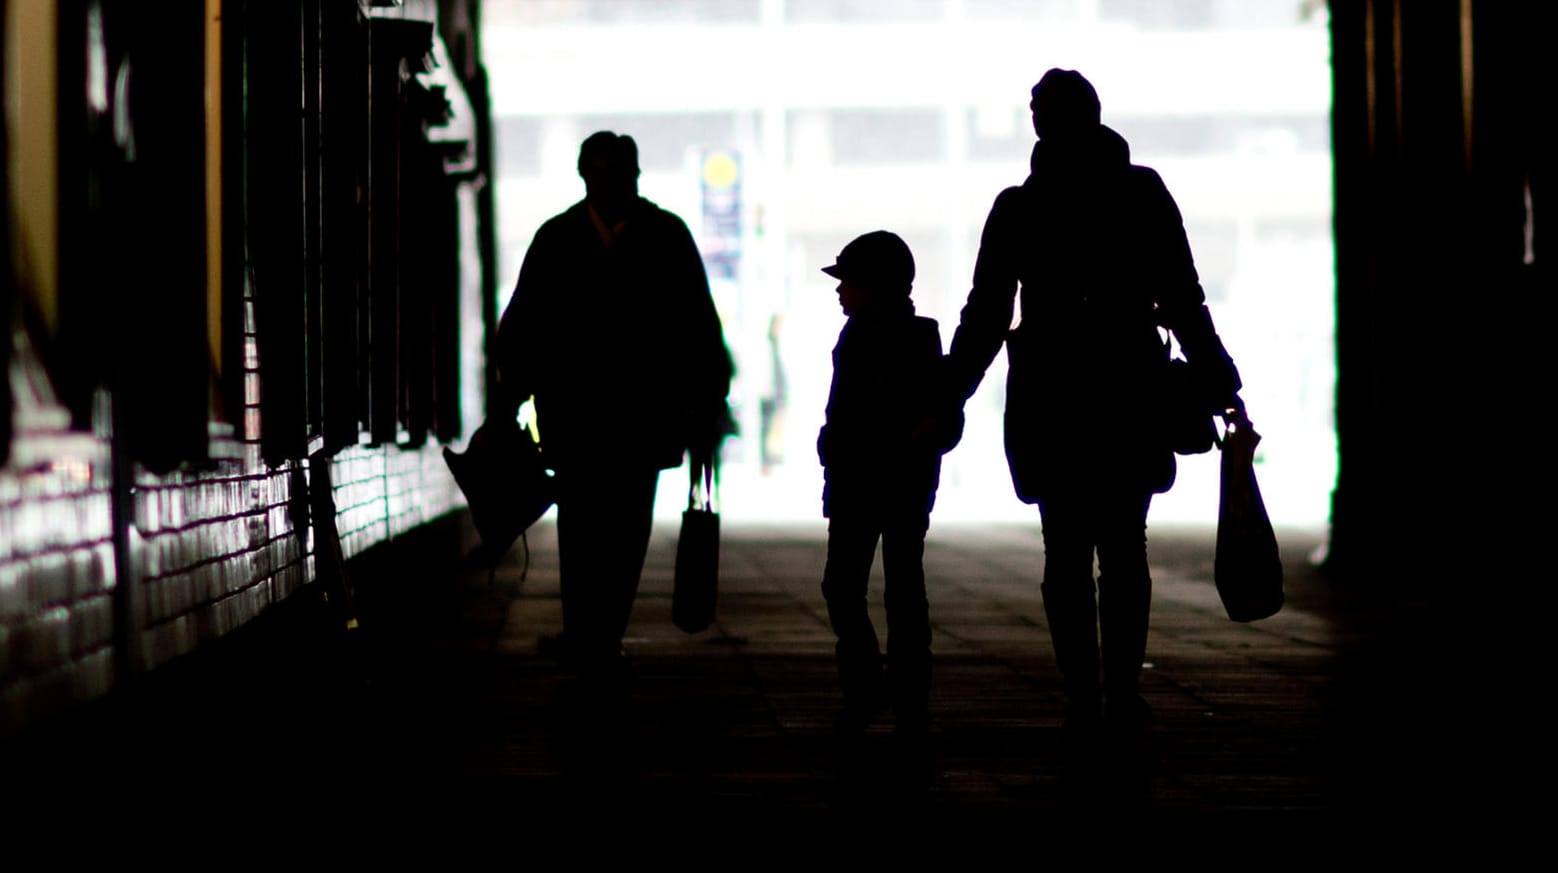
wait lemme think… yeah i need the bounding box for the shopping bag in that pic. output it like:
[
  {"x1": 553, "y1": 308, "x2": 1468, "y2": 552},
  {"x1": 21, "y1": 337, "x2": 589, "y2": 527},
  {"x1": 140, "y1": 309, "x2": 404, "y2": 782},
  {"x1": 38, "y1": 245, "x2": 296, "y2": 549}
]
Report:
[
  {"x1": 673, "y1": 459, "x2": 720, "y2": 633},
  {"x1": 443, "y1": 415, "x2": 555, "y2": 565},
  {"x1": 1214, "y1": 409, "x2": 1284, "y2": 622}
]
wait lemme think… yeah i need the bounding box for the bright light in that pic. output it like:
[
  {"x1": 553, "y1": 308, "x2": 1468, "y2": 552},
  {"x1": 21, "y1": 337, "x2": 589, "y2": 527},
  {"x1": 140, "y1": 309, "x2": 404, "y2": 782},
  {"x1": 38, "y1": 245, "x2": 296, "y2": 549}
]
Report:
[{"x1": 483, "y1": 1, "x2": 1334, "y2": 528}]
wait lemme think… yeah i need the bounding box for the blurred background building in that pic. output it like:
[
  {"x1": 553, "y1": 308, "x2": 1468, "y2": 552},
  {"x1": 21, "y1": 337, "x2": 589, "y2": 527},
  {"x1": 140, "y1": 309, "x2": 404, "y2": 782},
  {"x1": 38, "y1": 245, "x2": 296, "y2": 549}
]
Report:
[{"x1": 482, "y1": 0, "x2": 1335, "y2": 526}]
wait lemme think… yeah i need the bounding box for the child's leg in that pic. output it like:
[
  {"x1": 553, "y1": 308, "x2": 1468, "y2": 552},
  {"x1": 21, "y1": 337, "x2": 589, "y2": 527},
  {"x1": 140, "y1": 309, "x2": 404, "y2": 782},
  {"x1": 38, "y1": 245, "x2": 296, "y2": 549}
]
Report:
[
  {"x1": 821, "y1": 518, "x2": 883, "y2": 714},
  {"x1": 882, "y1": 520, "x2": 931, "y2": 721}
]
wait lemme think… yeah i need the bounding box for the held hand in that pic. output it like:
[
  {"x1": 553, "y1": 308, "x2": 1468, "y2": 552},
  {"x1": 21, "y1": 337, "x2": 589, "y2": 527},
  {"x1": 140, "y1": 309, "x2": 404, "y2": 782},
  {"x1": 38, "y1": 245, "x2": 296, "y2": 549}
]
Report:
[
  {"x1": 918, "y1": 363, "x2": 969, "y2": 453},
  {"x1": 910, "y1": 407, "x2": 966, "y2": 454}
]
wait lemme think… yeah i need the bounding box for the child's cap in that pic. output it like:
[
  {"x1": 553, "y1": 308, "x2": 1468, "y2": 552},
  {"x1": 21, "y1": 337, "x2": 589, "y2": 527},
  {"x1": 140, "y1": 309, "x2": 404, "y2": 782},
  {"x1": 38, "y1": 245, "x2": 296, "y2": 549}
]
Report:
[{"x1": 821, "y1": 230, "x2": 915, "y2": 294}]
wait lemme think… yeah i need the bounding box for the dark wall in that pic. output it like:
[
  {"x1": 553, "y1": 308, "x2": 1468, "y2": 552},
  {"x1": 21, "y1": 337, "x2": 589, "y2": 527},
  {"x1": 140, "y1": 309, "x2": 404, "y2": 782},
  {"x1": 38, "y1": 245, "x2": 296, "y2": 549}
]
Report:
[
  {"x1": 1328, "y1": 0, "x2": 1540, "y2": 819},
  {"x1": 1330, "y1": 0, "x2": 1539, "y2": 590}
]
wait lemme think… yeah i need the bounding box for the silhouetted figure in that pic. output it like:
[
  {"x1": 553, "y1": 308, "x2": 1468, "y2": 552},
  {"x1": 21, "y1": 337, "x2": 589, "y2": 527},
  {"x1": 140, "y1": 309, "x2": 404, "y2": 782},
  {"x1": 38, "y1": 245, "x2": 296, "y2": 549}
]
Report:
[
  {"x1": 817, "y1": 231, "x2": 951, "y2": 733},
  {"x1": 495, "y1": 131, "x2": 732, "y2": 681},
  {"x1": 943, "y1": 71, "x2": 1240, "y2": 737},
  {"x1": 758, "y1": 312, "x2": 788, "y2": 474}
]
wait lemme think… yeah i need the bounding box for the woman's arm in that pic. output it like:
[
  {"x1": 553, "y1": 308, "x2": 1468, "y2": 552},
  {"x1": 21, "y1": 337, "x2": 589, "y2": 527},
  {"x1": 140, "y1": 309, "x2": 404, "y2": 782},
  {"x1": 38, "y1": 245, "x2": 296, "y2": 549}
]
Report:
[{"x1": 946, "y1": 187, "x2": 1026, "y2": 402}]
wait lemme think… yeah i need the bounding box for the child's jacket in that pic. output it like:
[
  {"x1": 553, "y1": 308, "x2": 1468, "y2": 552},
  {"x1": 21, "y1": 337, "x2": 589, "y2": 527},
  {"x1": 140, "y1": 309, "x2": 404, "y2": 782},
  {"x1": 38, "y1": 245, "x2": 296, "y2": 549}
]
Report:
[{"x1": 818, "y1": 309, "x2": 944, "y2": 522}]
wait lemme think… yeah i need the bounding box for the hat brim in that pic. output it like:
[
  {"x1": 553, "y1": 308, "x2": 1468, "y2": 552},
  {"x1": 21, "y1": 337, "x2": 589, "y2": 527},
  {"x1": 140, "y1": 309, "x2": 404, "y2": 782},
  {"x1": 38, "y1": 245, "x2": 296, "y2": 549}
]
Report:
[{"x1": 820, "y1": 264, "x2": 844, "y2": 280}]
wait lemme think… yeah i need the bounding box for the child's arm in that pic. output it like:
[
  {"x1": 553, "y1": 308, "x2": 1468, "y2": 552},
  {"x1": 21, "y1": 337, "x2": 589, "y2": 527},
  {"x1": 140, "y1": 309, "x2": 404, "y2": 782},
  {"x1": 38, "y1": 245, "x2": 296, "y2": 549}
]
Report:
[{"x1": 909, "y1": 321, "x2": 964, "y2": 454}]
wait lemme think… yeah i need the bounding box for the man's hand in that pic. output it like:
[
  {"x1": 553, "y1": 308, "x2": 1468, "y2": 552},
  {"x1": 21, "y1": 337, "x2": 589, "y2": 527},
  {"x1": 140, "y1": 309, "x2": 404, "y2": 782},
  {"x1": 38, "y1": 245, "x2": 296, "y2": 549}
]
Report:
[{"x1": 687, "y1": 401, "x2": 736, "y2": 470}]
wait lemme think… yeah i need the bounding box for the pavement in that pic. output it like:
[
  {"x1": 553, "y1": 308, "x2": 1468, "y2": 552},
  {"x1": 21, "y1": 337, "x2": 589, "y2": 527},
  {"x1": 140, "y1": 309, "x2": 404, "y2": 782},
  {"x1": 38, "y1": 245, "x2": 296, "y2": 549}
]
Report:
[{"x1": 6, "y1": 513, "x2": 1515, "y2": 839}]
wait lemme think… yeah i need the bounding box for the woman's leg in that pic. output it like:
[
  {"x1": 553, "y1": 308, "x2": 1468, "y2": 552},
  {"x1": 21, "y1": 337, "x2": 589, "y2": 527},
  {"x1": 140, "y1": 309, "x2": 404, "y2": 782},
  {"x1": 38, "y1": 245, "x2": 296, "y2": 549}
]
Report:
[
  {"x1": 1096, "y1": 490, "x2": 1154, "y2": 726},
  {"x1": 1037, "y1": 495, "x2": 1102, "y2": 721}
]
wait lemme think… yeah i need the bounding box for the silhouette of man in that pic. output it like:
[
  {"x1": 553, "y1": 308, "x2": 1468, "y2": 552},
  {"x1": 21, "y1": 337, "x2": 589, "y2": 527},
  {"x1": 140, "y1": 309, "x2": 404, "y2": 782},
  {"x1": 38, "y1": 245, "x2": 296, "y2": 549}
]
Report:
[
  {"x1": 495, "y1": 131, "x2": 732, "y2": 679},
  {"x1": 943, "y1": 70, "x2": 1240, "y2": 735}
]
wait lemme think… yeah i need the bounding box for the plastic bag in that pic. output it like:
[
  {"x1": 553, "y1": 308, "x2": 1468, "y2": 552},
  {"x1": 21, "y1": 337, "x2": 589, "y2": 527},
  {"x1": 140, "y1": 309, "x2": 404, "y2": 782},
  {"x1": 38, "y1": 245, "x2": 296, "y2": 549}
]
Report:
[{"x1": 1215, "y1": 411, "x2": 1284, "y2": 622}]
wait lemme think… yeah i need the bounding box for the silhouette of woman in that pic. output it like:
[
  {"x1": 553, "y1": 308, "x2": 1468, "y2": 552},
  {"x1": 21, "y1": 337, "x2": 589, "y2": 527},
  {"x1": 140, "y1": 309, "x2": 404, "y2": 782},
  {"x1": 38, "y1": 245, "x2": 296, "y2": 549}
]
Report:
[{"x1": 944, "y1": 70, "x2": 1241, "y2": 735}]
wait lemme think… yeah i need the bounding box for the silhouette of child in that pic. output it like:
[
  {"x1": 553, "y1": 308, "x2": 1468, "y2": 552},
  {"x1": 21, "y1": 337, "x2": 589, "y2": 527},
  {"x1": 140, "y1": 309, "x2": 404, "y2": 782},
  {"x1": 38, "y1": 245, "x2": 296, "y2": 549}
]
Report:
[{"x1": 817, "y1": 231, "x2": 954, "y2": 732}]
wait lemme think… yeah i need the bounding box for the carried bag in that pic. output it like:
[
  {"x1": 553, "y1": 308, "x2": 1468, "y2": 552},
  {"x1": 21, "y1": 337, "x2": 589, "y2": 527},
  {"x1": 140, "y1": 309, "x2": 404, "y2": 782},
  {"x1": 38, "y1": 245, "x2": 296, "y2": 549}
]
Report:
[
  {"x1": 1161, "y1": 333, "x2": 1221, "y2": 456},
  {"x1": 1214, "y1": 407, "x2": 1284, "y2": 622},
  {"x1": 443, "y1": 415, "x2": 556, "y2": 573},
  {"x1": 672, "y1": 458, "x2": 720, "y2": 633}
]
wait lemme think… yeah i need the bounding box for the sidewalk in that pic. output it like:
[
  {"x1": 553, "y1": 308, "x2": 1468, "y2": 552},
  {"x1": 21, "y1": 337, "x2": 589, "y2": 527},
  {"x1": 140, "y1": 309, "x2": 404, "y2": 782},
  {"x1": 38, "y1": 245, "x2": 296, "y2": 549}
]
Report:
[
  {"x1": 453, "y1": 519, "x2": 1338, "y2": 819},
  {"x1": 4, "y1": 515, "x2": 1390, "y2": 826}
]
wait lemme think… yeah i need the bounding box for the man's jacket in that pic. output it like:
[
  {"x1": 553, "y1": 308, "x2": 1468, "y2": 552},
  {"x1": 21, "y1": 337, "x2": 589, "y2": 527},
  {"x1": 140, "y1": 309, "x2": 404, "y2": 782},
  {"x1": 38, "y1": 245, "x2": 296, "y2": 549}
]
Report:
[{"x1": 495, "y1": 197, "x2": 732, "y2": 472}]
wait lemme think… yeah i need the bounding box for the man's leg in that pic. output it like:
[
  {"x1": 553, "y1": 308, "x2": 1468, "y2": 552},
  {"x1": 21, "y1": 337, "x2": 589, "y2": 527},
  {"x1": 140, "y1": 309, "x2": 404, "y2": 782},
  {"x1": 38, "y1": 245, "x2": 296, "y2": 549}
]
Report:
[
  {"x1": 554, "y1": 463, "x2": 659, "y2": 670},
  {"x1": 552, "y1": 468, "x2": 590, "y2": 664}
]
